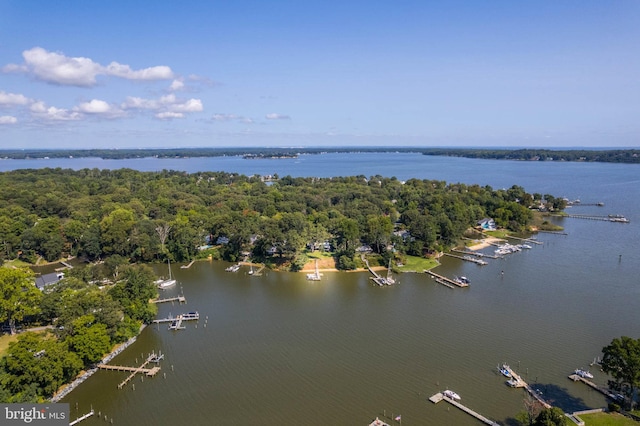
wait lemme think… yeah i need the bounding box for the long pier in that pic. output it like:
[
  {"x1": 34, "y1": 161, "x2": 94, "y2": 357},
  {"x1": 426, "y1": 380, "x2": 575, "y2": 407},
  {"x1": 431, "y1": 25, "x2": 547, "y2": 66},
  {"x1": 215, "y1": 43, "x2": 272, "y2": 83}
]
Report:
[
  {"x1": 429, "y1": 392, "x2": 499, "y2": 425},
  {"x1": 568, "y1": 374, "x2": 618, "y2": 400},
  {"x1": 424, "y1": 270, "x2": 469, "y2": 288},
  {"x1": 453, "y1": 249, "x2": 500, "y2": 259},
  {"x1": 443, "y1": 253, "x2": 488, "y2": 265},
  {"x1": 151, "y1": 295, "x2": 186, "y2": 304},
  {"x1": 564, "y1": 214, "x2": 629, "y2": 223},
  {"x1": 505, "y1": 235, "x2": 543, "y2": 245},
  {"x1": 69, "y1": 410, "x2": 94, "y2": 425}
]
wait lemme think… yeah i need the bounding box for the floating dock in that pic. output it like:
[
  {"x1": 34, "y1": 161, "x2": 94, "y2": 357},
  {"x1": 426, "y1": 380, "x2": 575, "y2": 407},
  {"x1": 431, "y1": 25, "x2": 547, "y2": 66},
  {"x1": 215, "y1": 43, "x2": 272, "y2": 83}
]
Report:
[
  {"x1": 429, "y1": 392, "x2": 499, "y2": 425},
  {"x1": 424, "y1": 270, "x2": 469, "y2": 288}
]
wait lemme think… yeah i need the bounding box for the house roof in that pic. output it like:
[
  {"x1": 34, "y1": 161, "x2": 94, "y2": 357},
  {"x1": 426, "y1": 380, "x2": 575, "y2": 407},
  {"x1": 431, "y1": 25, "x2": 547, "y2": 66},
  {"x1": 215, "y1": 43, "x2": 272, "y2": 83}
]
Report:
[{"x1": 35, "y1": 272, "x2": 64, "y2": 290}]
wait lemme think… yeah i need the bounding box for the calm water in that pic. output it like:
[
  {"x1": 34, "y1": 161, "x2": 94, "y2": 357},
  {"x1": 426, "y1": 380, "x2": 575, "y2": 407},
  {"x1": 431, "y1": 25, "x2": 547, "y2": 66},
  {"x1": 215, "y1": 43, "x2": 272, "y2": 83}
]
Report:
[{"x1": 7, "y1": 153, "x2": 638, "y2": 425}]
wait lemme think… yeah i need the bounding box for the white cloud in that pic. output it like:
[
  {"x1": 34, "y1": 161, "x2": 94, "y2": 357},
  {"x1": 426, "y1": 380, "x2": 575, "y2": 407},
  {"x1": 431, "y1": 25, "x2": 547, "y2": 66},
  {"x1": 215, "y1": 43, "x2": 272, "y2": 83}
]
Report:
[
  {"x1": 30, "y1": 101, "x2": 81, "y2": 121},
  {"x1": 265, "y1": 113, "x2": 290, "y2": 120},
  {"x1": 122, "y1": 94, "x2": 203, "y2": 119},
  {"x1": 156, "y1": 111, "x2": 184, "y2": 119},
  {"x1": 105, "y1": 62, "x2": 173, "y2": 80},
  {"x1": 212, "y1": 113, "x2": 239, "y2": 121},
  {"x1": 0, "y1": 116, "x2": 17, "y2": 124},
  {"x1": 3, "y1": 47, "x2": 175, "y2": 87},
  {"x1": 211, "y1": 113, "x2": 254, "y2": 124},
  {"x1": 74, "y1": 99, "x2": 125, "y2": 118},
  {"x1": 169, "y1": 79, "x2": 185, "y2": 91},
  {"x1": 0, "y1": 91, "x2": 31, "y2": 106}
]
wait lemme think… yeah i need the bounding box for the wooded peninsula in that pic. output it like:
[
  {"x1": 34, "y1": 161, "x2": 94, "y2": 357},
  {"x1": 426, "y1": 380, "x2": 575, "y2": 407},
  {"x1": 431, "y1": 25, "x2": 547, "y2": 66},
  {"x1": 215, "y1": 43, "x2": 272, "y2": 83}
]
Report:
[{"x1": 0, "y1": 167, "x2": 565, "y2": 402}]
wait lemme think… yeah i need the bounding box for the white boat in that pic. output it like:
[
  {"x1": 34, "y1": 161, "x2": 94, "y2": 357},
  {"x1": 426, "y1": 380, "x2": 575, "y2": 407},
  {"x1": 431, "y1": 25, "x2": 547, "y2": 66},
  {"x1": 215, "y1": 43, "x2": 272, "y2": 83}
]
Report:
[
  {"x1": 575, "y1": 369, "x2": 594, "y2": 379},
  {"x1": 443, "y1": 390, "x2": 461, "y2": 400},
  {"x1": 454, "y1": 276, "x2": 470, "y2": 285},
  {"x1": 225, "y1": 264, "x2": 240, "y2": 272},
  {"x1": 157, "y1": 259, "x2": 176, "y2": 288},
  {"x1": 499, "y1": 364, "x2": 511, "y2": 378},
  {"x1": 248, "y1": 264, "x2": 254, "y2": 275}
]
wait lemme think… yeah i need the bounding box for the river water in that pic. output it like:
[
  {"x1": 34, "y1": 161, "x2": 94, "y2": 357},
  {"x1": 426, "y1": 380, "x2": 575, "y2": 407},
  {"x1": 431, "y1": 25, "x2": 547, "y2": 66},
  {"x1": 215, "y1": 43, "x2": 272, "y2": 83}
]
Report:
[{"x1": 4, "y1": 153, "x2": 638, "y2": 425}]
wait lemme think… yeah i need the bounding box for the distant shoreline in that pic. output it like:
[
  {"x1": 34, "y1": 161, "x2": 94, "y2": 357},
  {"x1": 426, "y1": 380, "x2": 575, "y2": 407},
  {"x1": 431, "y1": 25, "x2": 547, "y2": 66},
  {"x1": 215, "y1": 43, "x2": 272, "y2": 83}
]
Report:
[{"x1": 1, "y1": 147, "x2": 639, "y2": 164}]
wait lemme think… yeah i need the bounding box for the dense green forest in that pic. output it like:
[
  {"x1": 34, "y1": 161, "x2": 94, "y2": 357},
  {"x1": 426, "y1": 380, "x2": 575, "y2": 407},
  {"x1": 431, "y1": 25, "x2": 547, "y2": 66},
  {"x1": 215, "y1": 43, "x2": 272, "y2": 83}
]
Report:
[
  {"x1": 0, "y1": 168, "x2": 563, "y2": 269},
  {"x1": 0, "y1": 167, "x2": 563, "y2": 402},
  {"x1": 1, "y1": 147, "x2": 639, "y2": 163}
]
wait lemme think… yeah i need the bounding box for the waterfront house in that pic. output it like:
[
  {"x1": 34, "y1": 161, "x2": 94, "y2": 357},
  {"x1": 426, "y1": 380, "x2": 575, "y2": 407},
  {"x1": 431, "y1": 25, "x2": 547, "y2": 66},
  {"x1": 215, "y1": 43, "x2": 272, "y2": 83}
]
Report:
[{"x1": 477, "y1": 218, "x2": 496, "y2": 231}]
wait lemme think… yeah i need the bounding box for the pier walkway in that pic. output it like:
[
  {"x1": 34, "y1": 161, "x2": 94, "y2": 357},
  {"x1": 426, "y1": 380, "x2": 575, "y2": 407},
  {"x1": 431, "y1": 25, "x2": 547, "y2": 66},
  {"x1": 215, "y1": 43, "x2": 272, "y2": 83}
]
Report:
[
  {"x1": 564, "y1": 214, "x2": 629, "y2": 223},
  {"x1": 568, "y1": 374, "x2": 618, "y2": 400},
  {"x1": 151, "y1": 295, "x2": 186, "y2": 304},
  {"x1": 443, "y1": 252, "x2": 488, "y2": 265},
  {"x1": 180, "y1": 260, "x2": 195, "y2": 269},
  {"x1": 69, "y1": 410, "x2": 94, "y2": 425},
  {"x1": 429, "y1": 392, "x2": 499, "y2": 425},
  {"x1": 363, "y1": 256, "x2": 394, "y2": 286},
  {"x1": 452, "y1": 249, "x2": 500, "y2": 259},
  {"x1": 424, "y1": 270, "x2": 468, "y2": 288}
]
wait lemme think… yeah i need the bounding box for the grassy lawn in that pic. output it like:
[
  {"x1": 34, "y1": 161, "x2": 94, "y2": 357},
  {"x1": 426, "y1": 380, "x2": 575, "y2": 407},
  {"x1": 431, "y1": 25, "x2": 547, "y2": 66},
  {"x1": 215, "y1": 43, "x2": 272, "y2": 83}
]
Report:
[
  {"x1": 397, "y1": 255, "x2": 439, "y2": 272},
  {"x1": 0, "y1": 333, "x2": 19, "y2": 359},
  {"x1": 579, "y1": 412, "x2": 637, "y2": 426}
]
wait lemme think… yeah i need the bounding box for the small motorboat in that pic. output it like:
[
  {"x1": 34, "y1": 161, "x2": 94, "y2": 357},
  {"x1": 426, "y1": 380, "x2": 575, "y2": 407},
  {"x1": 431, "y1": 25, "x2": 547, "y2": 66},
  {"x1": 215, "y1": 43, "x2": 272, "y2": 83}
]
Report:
[
  {"x1": 443, "y1": 390, "x2": 461, "y2": 400},
  {"x1": 575, "y1": 369, "x2": 594, "y2": 379},
  {"x1": 499, "y1": 364, "x2": 511, "y2": 378}
]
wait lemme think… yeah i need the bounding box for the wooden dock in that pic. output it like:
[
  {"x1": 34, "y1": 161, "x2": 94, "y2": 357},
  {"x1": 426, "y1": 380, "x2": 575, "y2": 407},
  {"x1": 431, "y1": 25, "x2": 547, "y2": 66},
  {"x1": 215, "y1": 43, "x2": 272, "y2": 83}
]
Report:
[
  {"x1": 97, "y1": 352, "x2": 163, "y2": 389},
  {"x1": 151, "y1": 295, "x2": 186, "y2": 304},
  {"x1": 503, "y1": 366, "x2": 552, "y2": 409},
  {"x1": 429, "y1": 392, "x2": 499, "y2": 425},
  {"x1": 443, "y1": 253, "x2": 488, "y2": 265},
  {"x1": 452, "y1": 249, "x2": 500, "y2": 259},
  {"x1": 69, "y1": 409, "x2": 94, "y2": 425},
  {"x1": 568, "y1": 374, "x2": 618, "y2": 400},
  {"x1": 181, "y1": 260, "x2": 195, "y2": 269},
  {"x1": 564, "y1": 214, "x2": 629, "y2": 223},
  {"x1": 152, "y1": 312, "x2": 199, "y2": 324},
  {"x1": 424, "y1": 270, "x2": 469, "y2": 288}
]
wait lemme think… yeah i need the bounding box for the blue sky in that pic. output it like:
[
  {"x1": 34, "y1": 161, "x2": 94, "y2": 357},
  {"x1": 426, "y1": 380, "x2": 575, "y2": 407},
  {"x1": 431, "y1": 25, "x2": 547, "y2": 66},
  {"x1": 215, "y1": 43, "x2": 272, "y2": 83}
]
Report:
[{"x1": 1, "y1": 1, "x2": 639, "y2": 149}]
